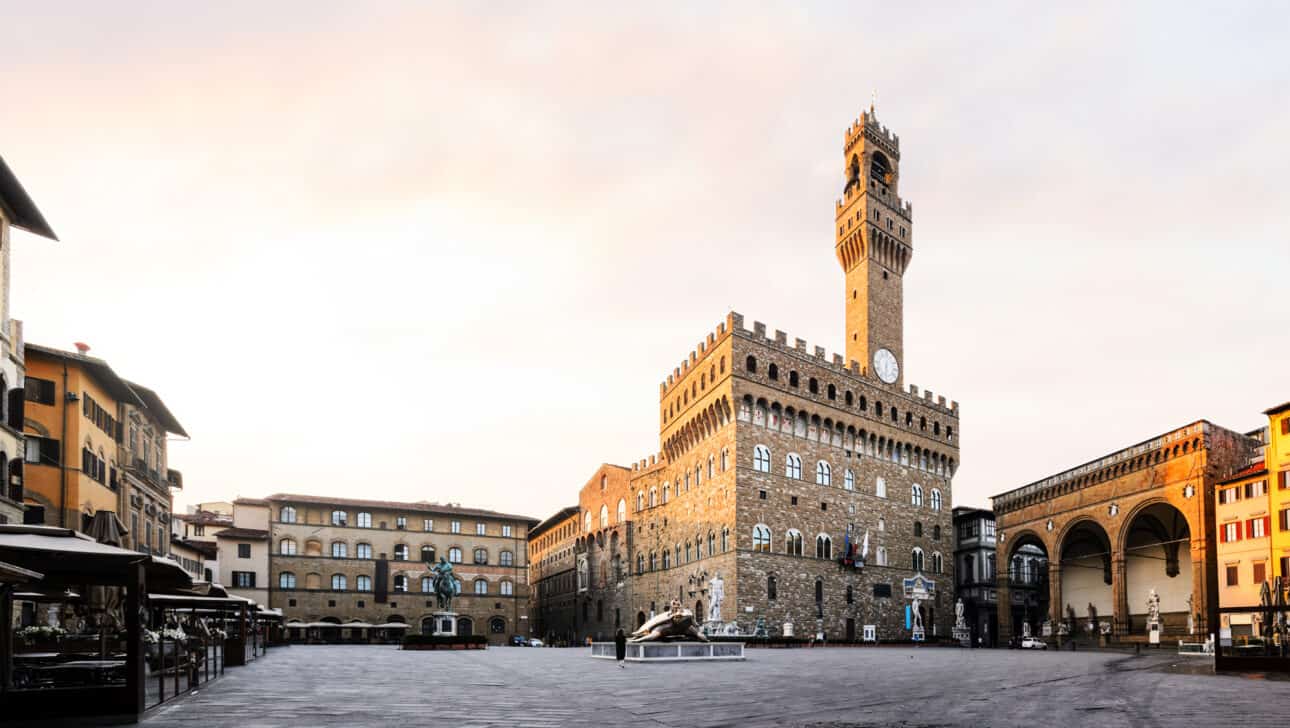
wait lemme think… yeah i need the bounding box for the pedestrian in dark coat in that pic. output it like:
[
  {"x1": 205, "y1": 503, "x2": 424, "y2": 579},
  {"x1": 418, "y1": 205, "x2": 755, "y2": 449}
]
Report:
[{"x1": 614, "y1": 628, "x2": 627, "y2": 668}]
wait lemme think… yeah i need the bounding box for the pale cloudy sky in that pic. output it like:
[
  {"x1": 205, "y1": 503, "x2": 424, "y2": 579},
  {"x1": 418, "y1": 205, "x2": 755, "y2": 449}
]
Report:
[{"x1": 2, "y1": 3, "x2": 1287, "y2": 520}]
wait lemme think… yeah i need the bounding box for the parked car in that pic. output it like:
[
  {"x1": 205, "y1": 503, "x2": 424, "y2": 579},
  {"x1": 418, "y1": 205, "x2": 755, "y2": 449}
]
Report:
[
  {"x1": 509, "y1": 635, "x2": 529, "y2": 647},
  {"x1": 1019, "y1": 636, "x2": 1048, "y2": 650},
  {"x1": 528, "y1": 638, "x2": 544, "y2": 647}
]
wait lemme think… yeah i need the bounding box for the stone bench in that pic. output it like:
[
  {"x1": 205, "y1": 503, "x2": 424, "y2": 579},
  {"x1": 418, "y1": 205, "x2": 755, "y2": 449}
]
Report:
[{"x1": 590, "y1": 641, "x2": 746, "y2": 662}]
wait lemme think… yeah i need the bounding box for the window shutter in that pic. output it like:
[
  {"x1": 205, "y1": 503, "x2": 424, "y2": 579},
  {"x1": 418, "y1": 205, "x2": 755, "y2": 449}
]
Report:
[
  {"x1": 1265, "y1": 516, "x2": 1271, "y2": 536},
  {"x1": 7, "y1": 388, "x2": 22, "y2": 430}
]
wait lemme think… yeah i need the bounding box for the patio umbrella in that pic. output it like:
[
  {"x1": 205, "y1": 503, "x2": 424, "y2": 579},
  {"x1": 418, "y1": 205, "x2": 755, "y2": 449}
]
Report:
[{"x1": 86, "y1": 511, "x2": 128, "y2": 546}]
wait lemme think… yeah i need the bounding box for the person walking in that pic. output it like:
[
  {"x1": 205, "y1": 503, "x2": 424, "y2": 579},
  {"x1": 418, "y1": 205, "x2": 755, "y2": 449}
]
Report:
[{"x1": 614, "y1": 628, "x2": 627, "y2": 668}]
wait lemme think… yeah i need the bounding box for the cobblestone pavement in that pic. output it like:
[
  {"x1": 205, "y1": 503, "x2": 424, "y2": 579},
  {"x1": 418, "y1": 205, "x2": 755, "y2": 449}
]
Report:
[{"x1": 142, "y1": 645, "x2": 1288, "y2": 727}]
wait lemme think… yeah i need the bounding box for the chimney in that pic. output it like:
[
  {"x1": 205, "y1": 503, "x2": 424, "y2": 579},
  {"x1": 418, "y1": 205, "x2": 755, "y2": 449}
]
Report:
[{"x1": 74, "y1": 342, "x2": 90, "y2": 355}]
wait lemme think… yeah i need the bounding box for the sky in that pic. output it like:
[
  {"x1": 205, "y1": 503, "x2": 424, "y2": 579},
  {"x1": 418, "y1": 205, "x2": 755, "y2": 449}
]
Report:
[{"x1": 2, "y1": 2, "x2": 1287, "y2": 520}]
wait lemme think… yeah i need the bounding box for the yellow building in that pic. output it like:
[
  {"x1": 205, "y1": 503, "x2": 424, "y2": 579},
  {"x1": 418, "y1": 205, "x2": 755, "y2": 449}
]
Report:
[
  {"x1": 22, "y1": 344, "x2": 184, "y2": 550},
  {"x1": 1266, "y1": 403, "x2": 1290, "y2": 581},
  {"x1": 1215, "y1": 460, "x2": 1270, "y2": 609}
]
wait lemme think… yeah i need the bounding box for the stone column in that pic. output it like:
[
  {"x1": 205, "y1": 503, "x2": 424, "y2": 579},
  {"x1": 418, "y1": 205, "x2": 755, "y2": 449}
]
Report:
[
  {"x1": 1191, "y1": 540, "x2": 1208, "y2": 636},
  {"x1": 1048, "y1": 562, "x2": 1062, "y2": 632},
  {"x1": 1112, "y1": 555, "x2": 1128, "y2": 637}
]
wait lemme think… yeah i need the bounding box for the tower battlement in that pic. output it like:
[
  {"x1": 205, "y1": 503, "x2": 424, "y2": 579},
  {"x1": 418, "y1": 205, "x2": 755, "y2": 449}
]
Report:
[
  {"x1": 658, "y1": 315, "x2": 734, "y2": 395},
  {"x1": 844, "y1": 110, "x2": 900, "y2": 157}
]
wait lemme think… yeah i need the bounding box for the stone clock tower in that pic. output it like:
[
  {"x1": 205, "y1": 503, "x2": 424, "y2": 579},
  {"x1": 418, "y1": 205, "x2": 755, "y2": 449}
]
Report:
[{"x1": 834, "y1": 105, "x2": 912, "y2": 387}]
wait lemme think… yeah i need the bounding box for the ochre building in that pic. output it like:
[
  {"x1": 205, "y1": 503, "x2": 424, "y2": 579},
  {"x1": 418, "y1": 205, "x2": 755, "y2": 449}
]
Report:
[
  {"x1": 533, "y1": 108, "x2": 962, "y2": 643},
  {"x1": 991, "y1": 421, "x2": 1259, "y2": 643}
]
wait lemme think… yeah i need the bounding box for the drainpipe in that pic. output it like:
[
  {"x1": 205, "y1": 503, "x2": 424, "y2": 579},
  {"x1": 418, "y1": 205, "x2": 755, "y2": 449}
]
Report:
[{"x1": 58, "y1": 358, "x2": 69, "y2": 527}]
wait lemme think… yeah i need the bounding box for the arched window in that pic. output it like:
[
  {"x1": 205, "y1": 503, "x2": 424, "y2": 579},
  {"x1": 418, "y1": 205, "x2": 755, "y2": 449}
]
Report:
[
  {"x1": 911, "y1": 484, "x2": 924, "y2": 507},
  {"x1": 331, "y1": 510, "x2": 348, "y2": 526},
  {"x1": 844, "y1": 469, "x2": 854, "y2": 491},
  {"x1": 357, "y1": 542, "x2": 372, "y2": 559},
  {"x1": 421, "y1": 576, "x2": 433, "y2": 592},
  {"x1": 600, "y1": 475, "x2": 607, "y2": 491},
  {"x1": 754, "y1": 445, "x2": 771, "y2": 473},
  {"x1": 500, "y1": 550, "x2": 514, "y2": 566},
  {"x1": 876, "y1": 547, "x2": 888, "y2": 566},
  {"x1": 930, "y1": 488, "x2": 942, "y2": 511},
  {"x1": 599, "y1": 505, "x2": 609, "y2": 529},
  {"x1": 473, "y1": 547, "x2": 488, "y2": 564},
  {"x1": 500, "y1": 580, "x2": 513, "y2": 596},
  {"x1": 356, "y1": 512, "x2": 372, "y2": 528},
  {"x1": 616, "y1": 499, "x2": 626, "y2": 523},
  {"x1": 279, "y1": 572, "x2": 296, "y2": 589},
  {"x1": 637, "y1": 492, "x2": 645, "y2": 511},
  {"x1": 358, "y1": 575, "x2": 372, "y2": 592},
  {"x1": 785, "y1": 529, "x2": 803, "y2": 556},
  {"x1": 662, "y1": 483, "x2": 671, "y2": 503},
  {"x1": 911, "y1": 548, "x2": 925, "y2": 572},
  {"x1": 421, "y1": 545, "x2": 435, "y2": 562},
  {"x1": 279, "y1": 538, "x2": 297, "y2": 555},
  {"x1": 707, "y1": 455, "x2": 715, "y2": 479},
  {"x1": 785, "y1": 453, "x2": 803, "y2": 479},
  {"x1": 708, "y1": 531, "x2": 715, "y2": 556},
  {"x1": 827, "y1": 383, "x2": 836, "y2": 400},
  {"x1": 789, "y1": 371, "x2": 799, "y2": 387},
  {"x1": 721, "y1": 527, "x2": 730, "y2": 552},
  {"x1": 637, "y1": 554, "x2": 645, "y2": 574},
  {"x1": 814, "y1": 578, "x2": 824, "y2": 603},
  {"x1": 932, "y1": 525, "x2": 941, "y2": 541},
  {"x1": 875, "y1": 477, "x2": 887, "y2": 498},
  {"x1": 474, "y1": 578, "x2": 488, "y2": 595},
  {"x1": 448, "y1": 547, "x2": 462, "y2": 563},
  {"x1": 816, "y1": 534, "x2": 832, "y2": 559},
  {"x1": 649, "y1": 487, "x2": 658, "y2": 507},
  {"x1": 933, "y1": 552, "x2": 944, "y2": 574},
  {"x1": 331, "y1": 541, "x2": 347, "y2": 558},
  {"x1": 393, "y1": 544, "x2": 409, "y2": 561},
  {"x1": 767, "y1": 574, "x2": 778, "y2": 600},
  {"x1": 585, "y1": 511, "x2": 593, "y2": 532},
  {"x1": 721, "y1": 448, "x2": 729, "y2": 471},
  {"x1": 768, "y1": 363, "x2": 779, "y2": 380},
  {"x1": 815, "y1": 460, "x2": 831, "y2": 486},
  {"x1": 280, "y1": 506, "x2": 297, "y2": 524},
  {"x1": 808, "y1": 377, "x2": 819, "y2": 394},
  {"x1": 745, "y1": 356, "x2": 757, "y2": 373},
  {"x1": 694, "y1": 464, "x2": 702, "y2": 487},
  {"x1": 913, "y1": 521, "x2": 923, "y2": 538},
  {"x1": 752, "y1": 524, "x2": 771, "y2": 552},
  {"x1": 662, "y1": 550, "x2": 671, "y2": 569},
  {"x1": 331, "y1": 574, "x2": 347, "y2": 591},
  {"x1": 685, "y1": 542, "x2": 692, "y2": 562}
]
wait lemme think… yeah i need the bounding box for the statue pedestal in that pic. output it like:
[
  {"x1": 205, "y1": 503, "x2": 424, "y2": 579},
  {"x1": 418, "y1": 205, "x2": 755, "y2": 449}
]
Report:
[
  {"x1": 590, "y1": 641, "x2": 745, "y2": 662},
  {"x1": 432, "y1": 612, "x2": 458, "y2": 637},
  {"x1": 953, "y1": 626, "x2": 971, "y2": 647}
]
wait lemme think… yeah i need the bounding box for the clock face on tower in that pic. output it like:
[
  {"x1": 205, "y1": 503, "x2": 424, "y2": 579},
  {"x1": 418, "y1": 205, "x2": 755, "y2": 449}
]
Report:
[{"x1": 873, "y1": 348, "x2": 899, "y2": 384}]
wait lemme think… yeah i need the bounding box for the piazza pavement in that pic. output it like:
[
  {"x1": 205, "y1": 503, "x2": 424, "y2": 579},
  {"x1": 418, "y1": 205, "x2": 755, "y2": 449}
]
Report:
[{"x1": 142, "y1": 644, "x2": 1287, "y2": 727}]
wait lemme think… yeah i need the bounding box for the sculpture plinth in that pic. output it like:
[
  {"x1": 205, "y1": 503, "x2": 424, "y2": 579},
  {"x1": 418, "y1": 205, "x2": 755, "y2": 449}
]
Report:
[{"x1": 432, "y1": 612, "x2": 458, "y2": 637}]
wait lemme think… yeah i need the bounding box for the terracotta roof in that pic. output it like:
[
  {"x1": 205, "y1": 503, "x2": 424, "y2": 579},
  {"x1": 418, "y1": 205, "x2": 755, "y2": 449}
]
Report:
[
  {"x1": 233, "y1": 498, "x2": 270, "y2": 506},
  {"x1": 1219, "y1": 461, "x2": 1268, "y2": 485},
  {"x1": 264, "y1": 493, "x2": 537, "y2": 524},
  {"x1": 1264, "y1": 401, "x2": 1290, "y2": 417},
  {"x1": 214, "y1": 527, "x2": 269, "y2": 540},
  {"x1": 174, "y1": 511, "x2": 232, "y2": 526},
  {"x1": 25, "y1": 343, "x2": 144, "y2": 407},
  {"x1": 124, "y1": 380, "x2": 188, "y2": 437},
  {"x1": 529, "y1": 506, "x2": 580, "y2": 539},
  {"x1": 172, "y1": 538, "x2": 217, "y2": 558}
]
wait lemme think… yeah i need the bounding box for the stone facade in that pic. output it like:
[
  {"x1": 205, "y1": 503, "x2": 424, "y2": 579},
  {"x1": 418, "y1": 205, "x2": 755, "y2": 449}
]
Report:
[
  {"x1": 952, "y1": 506, "x2": 998, "y2": 646},
  {"x1": 266, "y1": 493, "x2": 537, "y2": 645},
  {"x1": 527, "y1": 505, "x2": 579, "y2": 642},
  {"x1": 991, "y1": 420, "x2": 1259, "y2": 643},
  {"x1": 535, "y1": 108, "x2": 962, "y2": 643}
]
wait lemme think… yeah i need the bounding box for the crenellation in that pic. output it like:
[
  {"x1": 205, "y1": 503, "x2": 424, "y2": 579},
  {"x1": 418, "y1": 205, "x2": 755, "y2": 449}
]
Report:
[
  {"x1": 775, "y1": 329, "x2": 787, "y2": 345},
  {"x1": 832, "y1": 353, "x2": 844, "y2": 367},
  {"x1": 753, "y1": 321, "x2": 767, "y2": 338},
  {"x1": 908, "y1": 384, "x2": 919, "y2": 397},
  {"x1": 794, "y1": 338, "x2": 807, "y2": 352}
]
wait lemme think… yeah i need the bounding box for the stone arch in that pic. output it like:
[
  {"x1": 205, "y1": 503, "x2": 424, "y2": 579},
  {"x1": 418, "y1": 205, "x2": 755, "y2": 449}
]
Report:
[
  {"x1": 1119, "y1": 499, "x2": 1194, "y2": 633},
  {"x1": 1057, "y1": 518, "x2": 1114, "y2": 627}
]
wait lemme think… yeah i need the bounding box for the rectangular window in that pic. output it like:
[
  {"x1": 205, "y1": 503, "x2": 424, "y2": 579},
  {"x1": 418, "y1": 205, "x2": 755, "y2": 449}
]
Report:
[
  {"x1": 502, "y1": 525, "x2": 512, "y2": 537},
  {"x1": 1220, "y1": 488, "x2": 1240, "y2": 505},
  {"x1": 396, "y1": 515, "x2": 407, "y2": 529},
  {"x1": 1226, "y1": 565, "x2": 1239, "y2": 587},
  {"x1": 1254, "y1": 561, "x2": 1267, "y2": 584},
  {"x1": 424, "y1": 519, "x2": 433, "y2": 531},
  {"x1": 1281, "y1": 509, "x2": 1290, "y2": 532},
  {"x1": 1249, "y1": 518, "x2": 1268, "y2": 539},
  {"x1": 232, "y1": 571, "x2": 256, "y2": 588},
  {"x1": 238, "y1": 543, "x2": 251, "y2": 558},
  {"x1": 1223, "y1": 522, "x2": 1240, "y2": 542},
  {"x1": 1282, "y1": 417, "x2": 1290, "y2": 436},
  {"x1": 476, "y1": 523, "x2": 486, "y2": 536},
  {"x1": 1281, "y1": 556, "x2": 1290, "y2": 580},
  {"x1": 25, "y1": 437, "x2": 60, "y2": 466},
  {"x1": 1246, "y1": 480, "x2": 1267, "y2": 499},
  {"x1": 1280, "y1": 471, "x2": 1290, "y2": 490},
  {"x1": 451, "y1": 520, "x2": 461, "y2": 534},
  {"x1": 24, "y1": 377, "x2": 56, "y2": 405}
]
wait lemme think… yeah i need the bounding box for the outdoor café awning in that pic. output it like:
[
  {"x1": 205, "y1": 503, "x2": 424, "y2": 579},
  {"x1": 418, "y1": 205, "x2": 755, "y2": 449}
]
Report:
[
  {"x1": 341, "y1": 621, "x2": 375, "y2": 628},
  {"x1": 374, "y1": 623, "x2": 410, "y2": 629},
  {"x1": 0, "y1": 559, "x2": 43, "y2": 584},
  {"x1": 147, "y1": 593, "x2": 251, "y2": 609},
  {"x1": 0, "y1": 525, "x2": 148, "y2": 586}
]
